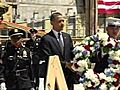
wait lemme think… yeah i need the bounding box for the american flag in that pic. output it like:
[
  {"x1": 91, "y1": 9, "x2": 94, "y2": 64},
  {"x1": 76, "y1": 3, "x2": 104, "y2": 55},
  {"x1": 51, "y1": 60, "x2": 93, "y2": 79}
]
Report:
[{"x1": 98, "y1": 0, "x2": 120, "y2": 14}]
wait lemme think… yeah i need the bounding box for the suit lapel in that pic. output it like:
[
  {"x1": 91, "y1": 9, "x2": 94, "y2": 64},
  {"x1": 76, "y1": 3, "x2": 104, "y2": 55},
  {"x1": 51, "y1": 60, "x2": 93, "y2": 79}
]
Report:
[
  {"x1": 49, "y1": 31, "x2": 63, "y2": 55},
  {"x1": 62, "y1": 33, "x2": 67, "y2": 55}
]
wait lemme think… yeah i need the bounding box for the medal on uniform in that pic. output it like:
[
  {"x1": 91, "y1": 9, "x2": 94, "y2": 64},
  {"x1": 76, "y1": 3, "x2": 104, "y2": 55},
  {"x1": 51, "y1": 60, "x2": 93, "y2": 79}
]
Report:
[
  {"x1": 23, "y1": 50, "x2": 27, "y2": 57},
  {"x1": 36, "y1": 42, "x2": 38, "y2": 46}
]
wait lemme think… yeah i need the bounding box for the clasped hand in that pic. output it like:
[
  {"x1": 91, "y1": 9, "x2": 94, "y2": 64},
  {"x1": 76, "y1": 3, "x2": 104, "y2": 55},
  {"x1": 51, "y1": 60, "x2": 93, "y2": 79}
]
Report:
[
  {"x1": 0, "y1": 82, "x2": 6, "y2": 90},
  {"x1": 65, "y1": 62, "x2": 76, "y2": 72}
]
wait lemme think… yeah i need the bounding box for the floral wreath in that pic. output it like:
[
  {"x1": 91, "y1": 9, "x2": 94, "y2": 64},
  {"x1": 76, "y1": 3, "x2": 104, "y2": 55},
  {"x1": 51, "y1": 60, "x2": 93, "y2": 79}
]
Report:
[{"x1": 72, "y1": 32, "x2": 120, "y2": 90}]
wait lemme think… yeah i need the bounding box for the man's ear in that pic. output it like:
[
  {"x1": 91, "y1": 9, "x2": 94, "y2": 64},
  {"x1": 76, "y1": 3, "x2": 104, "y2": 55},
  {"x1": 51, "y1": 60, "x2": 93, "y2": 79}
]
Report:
[
  {"x1": 50, "y1": 21, "x2": 53, "y2": 25},
  {"x1": 106, "y1": 27, "x2": 108, "y2": 31}
]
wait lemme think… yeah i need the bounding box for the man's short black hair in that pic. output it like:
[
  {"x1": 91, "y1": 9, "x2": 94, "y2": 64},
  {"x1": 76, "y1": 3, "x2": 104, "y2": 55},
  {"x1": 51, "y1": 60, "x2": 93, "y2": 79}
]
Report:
[
  {"x1": 50, "y1": 12, "x2": 62, "y2": 21},
  {"x1": 29, "y1": 29, "x2": 37, "y2": 34}
]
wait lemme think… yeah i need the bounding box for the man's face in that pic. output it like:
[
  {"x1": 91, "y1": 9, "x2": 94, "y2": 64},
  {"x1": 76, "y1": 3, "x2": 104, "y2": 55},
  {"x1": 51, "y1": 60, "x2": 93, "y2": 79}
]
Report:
[
  {"x1": 31, "y1": 32, "x2": 37, "y2": 40},
  {"x1": 51, "y1": 15, "x2": 64, "y2": 32},
  {"x1": 107, "y1": 26, "x2": 120, "y2": 39},
  {"x1": 11, "y1": 35, "x2": 22, "y2": 46}
]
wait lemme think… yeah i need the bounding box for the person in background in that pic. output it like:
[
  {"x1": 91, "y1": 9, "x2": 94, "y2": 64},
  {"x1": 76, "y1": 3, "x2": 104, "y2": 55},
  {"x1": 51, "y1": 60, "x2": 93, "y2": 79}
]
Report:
[
  {"x1": 0, "y1": 42, "x2": 6, "y2": 90},
  {"x1": 25, "y1": 29, "x2": 41, "y2": 90},
  {"x1": 38, "y1": 12, "x2": 77, "y2": 90},
  {"x1": 1, "y1": 29, "x2": 35, "y2": 90},
  {"x1": 90, "y1": 17, "x2": 120, "y2": 73}
]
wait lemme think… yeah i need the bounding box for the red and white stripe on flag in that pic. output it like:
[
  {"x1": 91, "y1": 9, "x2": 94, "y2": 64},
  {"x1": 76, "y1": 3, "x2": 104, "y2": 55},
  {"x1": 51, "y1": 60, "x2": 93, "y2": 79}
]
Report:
[{"x1": 98, "y1": 0, "x2": 120, "y2": 14}]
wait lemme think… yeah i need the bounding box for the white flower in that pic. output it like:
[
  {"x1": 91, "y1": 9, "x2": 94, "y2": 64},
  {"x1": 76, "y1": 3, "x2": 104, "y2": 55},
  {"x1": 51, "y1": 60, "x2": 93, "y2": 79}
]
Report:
[
  {"x1": 73, "y1": 45, "x2": 82, "y2": 53},
  {"x1": 76, "y1": 60, "x2": 88, "y2": 72},
  {"x1": 90, "y1": 47, "x2": 95, "y2": 52},
  {"x1": 85, "y1": 69, "x2": 94, "y2": 79},
  {"x1": 114, "y1": 65, "x2": 120, "y2": 73},
  {"x1": 89, "y1": 40, "x2": 94, "y2": 45},
  {"x1": 98, "y1": 73, "x2": 107, "y2": 80},
  {"x1": 102, "y1": 41, "x2": 108, "y2": 46},
  {"x1": 109, "y1": 50, "x2": 120, "y2": 62},
  {"x1": 106, "y1": 76, "x2": 116, "y2": 82},
  {"x1": 73, "y1": 45, "x2": 85, "y2": 53},
  {"x1": 87, "y1": 81, "x2": 92, "y2": 87},
  {"x1": 109, "y1": 86, "x2": 119, "y2": 90},
  {"x1": 84, "y1": 69, "x2": 100, "y2": 87},
  {"x1": 74, "y1": 53, "x2": 82, "y2": 60},
  {"x1": 99, "y1": 83, "x2": 107, "y2": 90},
  {"x1": 92, "y1": 77, "x2": 100, "y2": 87},
  {"x1": 108, "y1": 64, "x2": 117, "y2": 69},
  {"x1": 81, "y1": 37, "x2": 91, "y2": 45},
  {"x1": 104, "y1": 67, "x2": 116, "y2": 76},
  {"x1": 97, "y1": 32, "x2": 109, "y2": 41},
  {"x1": 109, "y1": 50, "x2": 114, "y2": 55},
  {"x1": 74, "y1": 83, "x2": 85, "y2": 90},
  {"x1": 101, "y1": 38, "x2": 116, "y2": 47}
]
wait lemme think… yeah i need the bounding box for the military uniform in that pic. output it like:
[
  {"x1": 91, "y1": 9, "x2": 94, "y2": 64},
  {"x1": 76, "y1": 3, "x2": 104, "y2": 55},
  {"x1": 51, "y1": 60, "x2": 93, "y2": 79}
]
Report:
[
  {"x1": 25, "y1": 29, "x2": 41, "y2": 89},
  {"x1": 1, "y1": 29, "x2": 34, "y2": 90}
]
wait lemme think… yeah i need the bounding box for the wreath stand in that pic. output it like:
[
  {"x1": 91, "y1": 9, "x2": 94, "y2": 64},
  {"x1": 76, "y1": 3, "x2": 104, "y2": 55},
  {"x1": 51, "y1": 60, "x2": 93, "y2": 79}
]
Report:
[{"x1": 45, "y1": 55, "x2": 68, "y2": 90}]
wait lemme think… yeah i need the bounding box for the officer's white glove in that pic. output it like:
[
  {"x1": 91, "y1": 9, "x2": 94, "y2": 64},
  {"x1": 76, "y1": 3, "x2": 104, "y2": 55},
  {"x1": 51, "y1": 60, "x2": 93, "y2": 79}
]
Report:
[
  {"x1": 31, "y1": 87, "x2": 35, "y2": 90},
  {"x1": 0, "y1": 82, "x2": 6, "y2": 90}
]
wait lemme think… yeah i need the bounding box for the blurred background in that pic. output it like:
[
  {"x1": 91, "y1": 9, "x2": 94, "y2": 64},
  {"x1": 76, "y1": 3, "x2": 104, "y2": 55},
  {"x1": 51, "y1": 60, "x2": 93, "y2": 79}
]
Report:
[{"x1": 0, "y1": 0, "x2": 120, "y2": 43}]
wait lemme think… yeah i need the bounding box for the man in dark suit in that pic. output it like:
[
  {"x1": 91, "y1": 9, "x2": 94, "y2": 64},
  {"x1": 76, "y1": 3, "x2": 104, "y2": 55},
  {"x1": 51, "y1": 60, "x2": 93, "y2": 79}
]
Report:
[{"x1": 38, "y1": 12, "x2": 76, "y2": 90}]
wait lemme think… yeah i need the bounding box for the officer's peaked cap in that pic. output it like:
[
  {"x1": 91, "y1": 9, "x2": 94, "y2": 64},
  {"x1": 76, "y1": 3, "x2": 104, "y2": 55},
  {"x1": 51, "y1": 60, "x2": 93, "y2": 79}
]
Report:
[
  {"x1": 8, "y1": 29, "x2": 23, "y2": 37},
  {"x1": 29, "y1": 28, "x2": 38, "y2": 34},
  {"x1": 106, "y1": 17, "x2": 120, "y2": 27}
]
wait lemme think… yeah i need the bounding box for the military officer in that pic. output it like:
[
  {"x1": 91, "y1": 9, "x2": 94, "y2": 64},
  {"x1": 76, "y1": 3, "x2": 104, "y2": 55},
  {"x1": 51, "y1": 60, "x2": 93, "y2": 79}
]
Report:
[
  {"x1": 1, "y1": 29, "x2": 34, "y2": 90},
  {"x1": 25, "y1": 28, "x2": 41, "y2": 55},
  {"x1": 90, "y1": 17, "x2": 120, "y2": 73},
  {"x1": 25, "y1": 29, "x2": 41, "y2": 90}
]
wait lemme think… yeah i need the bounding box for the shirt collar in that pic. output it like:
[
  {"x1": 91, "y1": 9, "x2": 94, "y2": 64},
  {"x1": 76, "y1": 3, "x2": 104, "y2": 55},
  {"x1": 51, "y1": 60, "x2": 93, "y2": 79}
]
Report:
[{"x1": 52, "y1": 29, "x2": 62, "y2": 38}]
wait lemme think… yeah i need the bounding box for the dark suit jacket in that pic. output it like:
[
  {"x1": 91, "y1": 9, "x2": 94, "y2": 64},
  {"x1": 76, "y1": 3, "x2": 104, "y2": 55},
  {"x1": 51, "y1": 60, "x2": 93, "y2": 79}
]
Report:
[
  {"x1": 39, "y1": 30, "x2": 74, "y2": 61},
  {"x1": 25, "y1": 36, "x2": 41, "y2": 65},
  {"x1": 38, "y1": 30, "x2": 76, "y2": 89}
]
